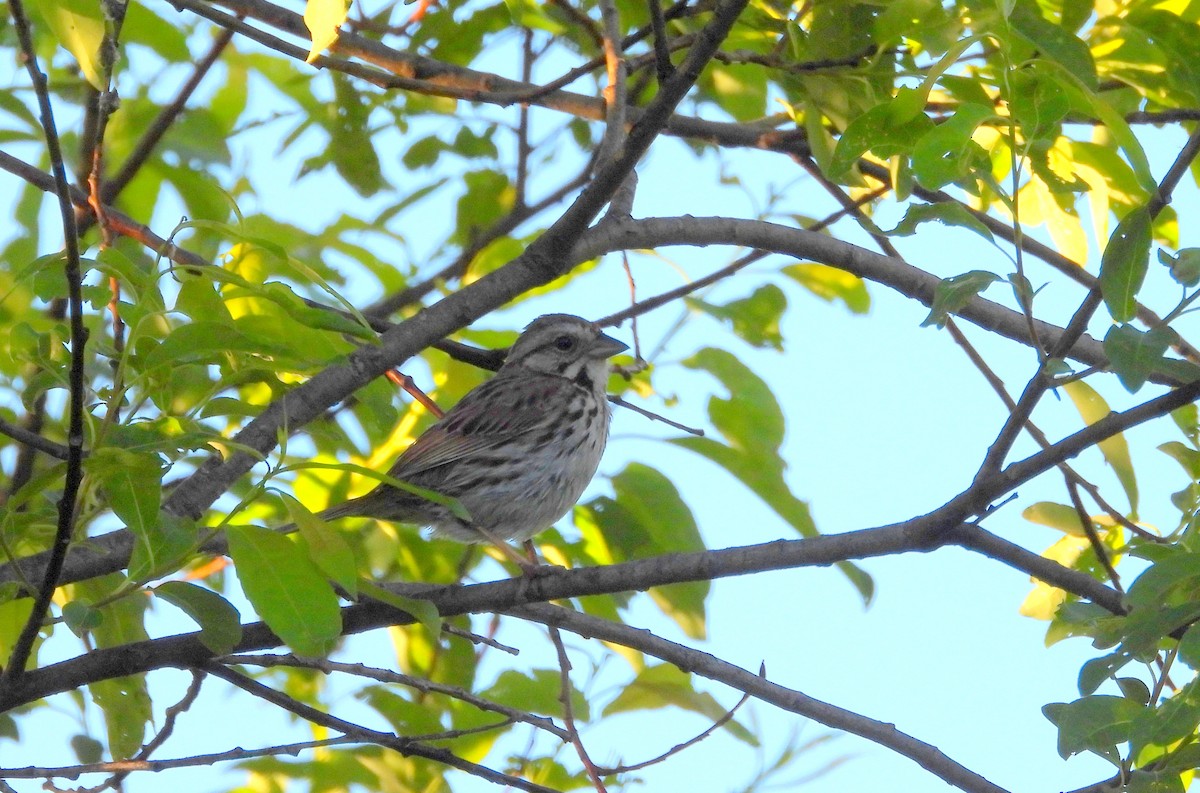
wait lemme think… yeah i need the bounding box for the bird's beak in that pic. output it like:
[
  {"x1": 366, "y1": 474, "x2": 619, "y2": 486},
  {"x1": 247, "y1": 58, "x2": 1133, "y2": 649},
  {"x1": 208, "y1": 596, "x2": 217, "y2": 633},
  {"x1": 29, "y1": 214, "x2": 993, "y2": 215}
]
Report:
[{"x1": 591, "y1": 332, "x2": 629, "y2": 359}]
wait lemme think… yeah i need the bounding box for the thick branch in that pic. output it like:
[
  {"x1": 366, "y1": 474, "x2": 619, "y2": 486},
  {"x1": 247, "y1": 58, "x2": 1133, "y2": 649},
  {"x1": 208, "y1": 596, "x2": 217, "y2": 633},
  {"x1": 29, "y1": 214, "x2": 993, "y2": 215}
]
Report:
[{"x1": 0, "y1": 515, "x2": 1121, "y2": 711}]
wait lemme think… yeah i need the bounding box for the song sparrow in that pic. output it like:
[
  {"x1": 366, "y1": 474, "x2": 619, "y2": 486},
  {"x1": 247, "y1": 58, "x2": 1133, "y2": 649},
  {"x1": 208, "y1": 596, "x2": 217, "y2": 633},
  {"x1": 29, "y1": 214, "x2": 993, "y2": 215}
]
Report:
[{"x1": 311, "y1": 314, "x2": 627, "y2": 544}]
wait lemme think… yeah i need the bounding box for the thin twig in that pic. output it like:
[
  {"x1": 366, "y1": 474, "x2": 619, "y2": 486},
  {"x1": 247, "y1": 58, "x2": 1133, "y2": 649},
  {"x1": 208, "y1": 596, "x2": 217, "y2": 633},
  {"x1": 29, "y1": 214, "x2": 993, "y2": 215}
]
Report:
[
  {"x1": 82, "y1": 671, "x2": 206, "y2": 793},
  {"x1": 597, "y1": 688, "x2": 751, "y2": 774},
  {"x1": 0, "y1": 737, "x2": 359, "y2": 779},
  {"x1": 219, "y1": 653, "x2": 567, "y2": 739},
  {"x1": 515, "y1": 27, "x2": 534, "y2": 207},
  {"x1": 0, "y1": 416, "x2": 71, "y2": 460},
  {"x1": 973, "y1": 125, "x2": 1200, "y2": 481},
  {"x1": 2, "y1": 0, "x2": 90, "y2": 685},
  {"x1": 203, "y1": 663, "x2": 559, "y2": 792},
  {"x1": 646, "y1": 0, "x2": 674, "y2": 82},
  {"x1": 548, "y1": 626, "x2": 608, "y2": 791},
  {"x1": 101, "y1": 26, "x2": 236, "y2": 205},
  {"x1": 608, "y1": 395, "x2": 703, "y2": 435}
]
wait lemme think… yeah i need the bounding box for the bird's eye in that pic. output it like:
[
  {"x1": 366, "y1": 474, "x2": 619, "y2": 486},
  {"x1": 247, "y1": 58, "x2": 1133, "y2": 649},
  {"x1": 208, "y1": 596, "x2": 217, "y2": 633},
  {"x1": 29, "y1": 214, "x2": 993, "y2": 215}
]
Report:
[{"x1": 554, "y1": 335, "x2": 575, "y2": 351}]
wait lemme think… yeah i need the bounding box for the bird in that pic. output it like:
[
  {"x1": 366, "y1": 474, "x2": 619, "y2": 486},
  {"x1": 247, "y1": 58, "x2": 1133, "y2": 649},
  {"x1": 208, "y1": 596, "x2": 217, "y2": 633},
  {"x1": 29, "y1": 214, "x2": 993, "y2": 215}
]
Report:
[{"x1": 308, "y1": 314, "x2": 628, "y2": 551}]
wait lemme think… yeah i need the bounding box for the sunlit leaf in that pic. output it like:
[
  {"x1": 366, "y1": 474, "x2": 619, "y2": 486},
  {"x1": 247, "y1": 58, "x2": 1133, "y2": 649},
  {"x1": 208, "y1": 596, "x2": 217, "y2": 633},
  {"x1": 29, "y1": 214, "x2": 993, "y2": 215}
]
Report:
[
  {"x1": 32, "y1": 0, "x2": 106, "y2": 88},
  {"x1": 303, "y1": 0, "x2": 349, "y2": 62},
  {"x1": 1064, "y1": 381, "x2": 1139, "y2": 517},
  {"x1": 782, "y1": 264, "x2": 870, "y2": 313},
  {"x1": 1022, "y1": 502, "x2": 1088, "y2": 536},
  {"x1": 285, "y1": 495, "x2": 359, "y2": 598}
]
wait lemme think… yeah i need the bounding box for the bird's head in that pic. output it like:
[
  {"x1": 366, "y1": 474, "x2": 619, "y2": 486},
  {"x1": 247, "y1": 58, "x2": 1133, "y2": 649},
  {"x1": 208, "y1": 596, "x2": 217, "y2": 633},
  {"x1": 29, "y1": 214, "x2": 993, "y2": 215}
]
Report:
[{"x1": 503, "y1": 314, "x2": 628, "y2": 390}]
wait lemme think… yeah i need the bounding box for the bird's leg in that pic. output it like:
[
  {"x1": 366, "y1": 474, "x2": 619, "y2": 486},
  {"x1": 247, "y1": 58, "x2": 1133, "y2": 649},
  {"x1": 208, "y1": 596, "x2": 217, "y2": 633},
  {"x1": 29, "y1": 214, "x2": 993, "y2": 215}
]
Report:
[{"x1": 471, "y1": 524, "x2": 544, "y2": 574}]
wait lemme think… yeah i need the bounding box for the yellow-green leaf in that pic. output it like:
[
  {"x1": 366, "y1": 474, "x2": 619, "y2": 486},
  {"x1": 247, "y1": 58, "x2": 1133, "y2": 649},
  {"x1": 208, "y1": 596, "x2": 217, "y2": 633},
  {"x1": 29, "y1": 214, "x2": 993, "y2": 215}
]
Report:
[
  {"x1": 285, "y1": 495, "x2": 359, "y2": 598},
  {"x1": 33, "y1": 0, "x2": 106, "y2": 89},
  {"x1": 1064, "y1": 381, "x2": 1139, "y2": 517}
]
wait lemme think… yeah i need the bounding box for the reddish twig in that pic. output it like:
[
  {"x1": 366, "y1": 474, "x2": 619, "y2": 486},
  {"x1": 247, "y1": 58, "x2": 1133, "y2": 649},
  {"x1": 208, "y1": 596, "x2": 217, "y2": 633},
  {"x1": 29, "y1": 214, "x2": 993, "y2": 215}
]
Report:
[
  {"x1": 548, "y1": 626, "x2": 608, "y2": 792},
  {"x1": 385, "y1": 370, "x2": 446, "y2": 418}
]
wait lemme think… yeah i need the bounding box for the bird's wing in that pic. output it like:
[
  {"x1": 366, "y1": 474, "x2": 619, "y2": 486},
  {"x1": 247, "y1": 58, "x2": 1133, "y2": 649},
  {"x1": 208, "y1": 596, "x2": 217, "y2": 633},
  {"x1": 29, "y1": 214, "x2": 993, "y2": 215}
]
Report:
[{"x1": 386, "y1": 373, "x2": 566, "y2": 480}]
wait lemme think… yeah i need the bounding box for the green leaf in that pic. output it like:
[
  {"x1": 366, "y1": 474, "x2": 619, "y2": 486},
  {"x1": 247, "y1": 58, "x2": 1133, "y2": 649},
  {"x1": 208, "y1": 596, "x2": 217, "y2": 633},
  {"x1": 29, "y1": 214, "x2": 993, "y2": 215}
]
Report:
[
  {"x1": 829, "y1": 97, "x2": 936, "y2": 179},
  {"x1": 226, "y1": 524, "x2": 342, "y2": 657},
  {"x1": 1159, "y1": 441, "x2": 1200, "y2": 479},
  {"x1": 1098, "y1": 208, "x2": 1152, "y2": 323},
  {"x1": 142, "y1": 321, "x2": 290, "y2": 370},
  {"x1": 1177, "y1": 623, "x2": 1200, "y2": 669},
  {"x1": 357, "y1": 580, "x2": 442, "y2": 637},
  {"x1": 603, "y1": 664, "x2": 757, "y2": 745},
  {"x1": 1124, "y1": 554, "x2": 1200, "y2": 611},
  {"x1": 1104, "y1": 324, "x2": 1171, "y2": 393},
  {"x1": 1008, "y1": 0, "x2": 1098, "y2": 89},
  {"x1": 1078, "y1": 652, "x2": 1132, "y2": 695},
  {"x1": 688, "y1": 284, "x2": 787, "y2": 350},
  {"x1": 1130, "y1": 678, "x2": 1200, "y2": 758},
  {"x1": 910, "y1": 104, "x2": 994, "y2": 190},
  {"x1": 62, "y1": 600, "x2": 103, "y2": 637},
  {"x1": 84, "y1": 448, "x2": 163, "y2": 537},
  {"x1": 71, "y1": 734, "x2": 104, "y2": 764},
  {"x1": 359, "y1": 686, "x2": 446, "y2": 735},
  {"x1": 782, "y1": 264, "x2": 870, "y2": 313},
  {"x1": 673, "y1": 349, "x2": 873, "y2": 603},
  {"x1": 154, "y1": 581, "x2": 243, "y2": 655},
  {"x1": 1063, "y1": 381, "x2": 1139, "y2": 516},
  {"x1": 77, "y1": 575, "x2": 151, "y2": 760},
  {"x1": 502, "y1": 0, "x2": 565, "y2": 33},
  {"x1": 921, "y1": 270, "x2": 1001, "y2": 328},
  {"x1": 1044, "y1": 695, "x2": 1142, "y2": 763},
  {"x1": 325, "y1": 75, "x2": 383, "y2": 196},
  {"x1": 701, "y1": 63, "x2": 768, "y2": 122},
  {"x1": 883, "y1": 202, "x2": 996, "y2": 243},
  {"x1": 1159, "y1": 248, "x2": 1200, "y2": 288},
  {"x1": 284, "y1": 495, "x2": 359, "y2": 598},
  {"x1": 32, "y1": 0, "x2": 107, "y2": 89},
  {"x1": 126, "y1": 512, "x2": 198, "y2": 582},
  {"x1": 0, "y1": 599, "x2": 36, "y2": 670},
  {"x1": 485, "y1": 669, "x2": 588, "y2": 721},
  {"x1": 591, "y1": 464, "x2": 708, "y2": 639}
]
